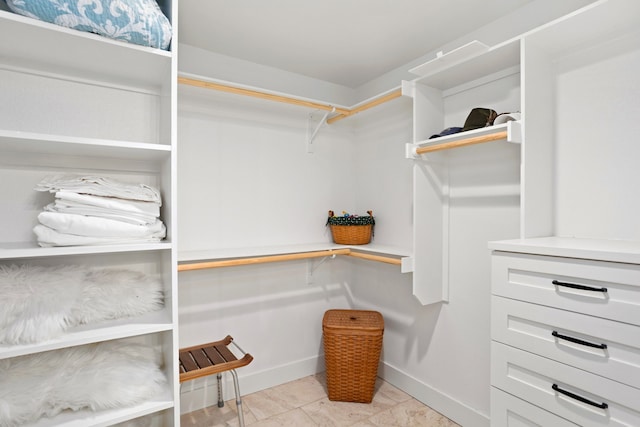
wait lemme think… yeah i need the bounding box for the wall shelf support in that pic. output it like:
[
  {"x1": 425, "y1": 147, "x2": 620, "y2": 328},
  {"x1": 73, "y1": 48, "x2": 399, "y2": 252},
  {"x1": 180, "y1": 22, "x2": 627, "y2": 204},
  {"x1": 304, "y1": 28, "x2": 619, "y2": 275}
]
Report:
[
  {"x1": 307, "y1": 108, "x2": 334, "y2": 152},
  {"x1": 306, "y1": 253, "x2": 336, "y2": 284}
]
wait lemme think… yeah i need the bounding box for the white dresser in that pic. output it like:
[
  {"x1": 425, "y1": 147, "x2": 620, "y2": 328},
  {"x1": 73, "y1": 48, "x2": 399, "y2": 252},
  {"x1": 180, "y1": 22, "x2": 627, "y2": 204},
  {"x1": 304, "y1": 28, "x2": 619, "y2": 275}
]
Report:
[{"x1": 489, "y1": 237, "x2": 640, "y2": 426}]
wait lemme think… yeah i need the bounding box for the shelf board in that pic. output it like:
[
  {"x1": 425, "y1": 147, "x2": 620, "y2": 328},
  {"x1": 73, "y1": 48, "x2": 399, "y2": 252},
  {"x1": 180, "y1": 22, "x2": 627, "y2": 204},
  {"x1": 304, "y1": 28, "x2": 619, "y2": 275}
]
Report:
[
  {"x1": 0, "y1": 129, "x2": 171, "y2": 161},
  {"x1": 409, "y1": 122, "x2": 520, "y2": 157},
  {"x1": 0, "y1": 241, "x2": 172, "y2": 259},
  {"x1": 409, "y1": 40, "x2": 490, "y2": 77},
  {"x1": 410, "y1": 39, "x2": 520, "y2": 90},
  {"x1": 26, "y1": 386, "x2": 174, "y2": 427},
  {"x1": 0, "y1": 10, "x2": 172, "y2": 91},
  {"x1": 0, "y1": 308, "x2": 174, "y2": 360}
]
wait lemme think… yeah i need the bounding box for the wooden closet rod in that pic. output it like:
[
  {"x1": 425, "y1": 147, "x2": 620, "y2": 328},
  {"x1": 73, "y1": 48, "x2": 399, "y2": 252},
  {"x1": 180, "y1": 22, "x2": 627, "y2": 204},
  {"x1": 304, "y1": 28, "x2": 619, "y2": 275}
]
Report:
[
  {"x1": 346, "y1": 251, "x2": 402, "y2": 265},
  {"x1": 178, "y1": 77, "x2": 351, "y2": 116},
  {"x1": 178, "y1": 248, "x2": 402, "y2": 272},
  {"x1": 327, "y1": 89, "x2": 403, "y2": 124},
  {"x1": 178, "y1": 76, "x2": 402, "y2": 124},
  {"x1": 415, "y1": 129, "x2": 508, "y2": 154}
]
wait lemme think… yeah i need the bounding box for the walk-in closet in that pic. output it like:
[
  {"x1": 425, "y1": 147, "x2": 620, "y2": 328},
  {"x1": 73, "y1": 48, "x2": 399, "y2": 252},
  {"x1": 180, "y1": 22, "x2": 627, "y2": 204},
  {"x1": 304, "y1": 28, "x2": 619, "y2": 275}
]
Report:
[{"x1": 1, "y1": 0, "x2": 639, "y2": 426}]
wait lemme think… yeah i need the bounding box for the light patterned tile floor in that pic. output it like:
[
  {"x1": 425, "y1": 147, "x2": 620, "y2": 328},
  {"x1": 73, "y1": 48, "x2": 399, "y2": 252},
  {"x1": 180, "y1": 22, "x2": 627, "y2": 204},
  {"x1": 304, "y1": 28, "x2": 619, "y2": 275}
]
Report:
[{"x1": 181, "y1": 373, "x2": 461, "y2": 427}]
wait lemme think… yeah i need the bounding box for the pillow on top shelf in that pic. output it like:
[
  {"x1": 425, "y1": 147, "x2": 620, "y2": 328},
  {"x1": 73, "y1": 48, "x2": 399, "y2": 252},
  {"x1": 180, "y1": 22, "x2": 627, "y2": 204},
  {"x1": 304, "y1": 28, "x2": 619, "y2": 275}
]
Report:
[{"x1": 6, "y1": 0, "x2": 172, "y2": 50}]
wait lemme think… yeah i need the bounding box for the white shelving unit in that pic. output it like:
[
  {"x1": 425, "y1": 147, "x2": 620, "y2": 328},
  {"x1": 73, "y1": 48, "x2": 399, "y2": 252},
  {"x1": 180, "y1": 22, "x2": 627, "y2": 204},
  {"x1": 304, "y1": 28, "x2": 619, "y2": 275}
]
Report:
[
  {"x1": 401, "y1": 38, "x2": 522, "y2": 305},
  {"x1": 487, "y1": 0, "x2": 640, "y2": 424},
  {"x1": 0, "y1": 2, "x2": 179, "y2": 426},
  {"x1": 490, "y1": 237, "x2": 640, "y2": 426}
]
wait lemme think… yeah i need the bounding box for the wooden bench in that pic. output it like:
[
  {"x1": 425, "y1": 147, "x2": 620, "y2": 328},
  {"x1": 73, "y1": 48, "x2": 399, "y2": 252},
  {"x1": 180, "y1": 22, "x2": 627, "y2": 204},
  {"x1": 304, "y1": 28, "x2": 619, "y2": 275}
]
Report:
[{"x1": 179, "y1": 335, "x2": 253, "y2": 426}]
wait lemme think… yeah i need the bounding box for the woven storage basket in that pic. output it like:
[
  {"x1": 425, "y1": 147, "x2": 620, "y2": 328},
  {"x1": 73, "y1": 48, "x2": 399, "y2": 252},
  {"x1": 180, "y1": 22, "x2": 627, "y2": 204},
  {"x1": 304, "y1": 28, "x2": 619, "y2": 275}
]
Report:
[
  {"x1": 327, "y1": 210, "x2": 374, "y2": 245},
  {"x1": 322, "y1": 309, "x2": 384, "y2": 403}
]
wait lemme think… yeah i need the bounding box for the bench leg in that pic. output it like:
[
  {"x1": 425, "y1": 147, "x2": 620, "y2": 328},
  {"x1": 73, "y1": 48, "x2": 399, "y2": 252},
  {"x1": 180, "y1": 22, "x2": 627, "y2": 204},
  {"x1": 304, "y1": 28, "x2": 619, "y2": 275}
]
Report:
[
  {"x1": 216, "y1": 373, "x2": 224, "y2": 408},
  {"x1": 230, "y1": 369, "x2": 245, "y2": 427}
]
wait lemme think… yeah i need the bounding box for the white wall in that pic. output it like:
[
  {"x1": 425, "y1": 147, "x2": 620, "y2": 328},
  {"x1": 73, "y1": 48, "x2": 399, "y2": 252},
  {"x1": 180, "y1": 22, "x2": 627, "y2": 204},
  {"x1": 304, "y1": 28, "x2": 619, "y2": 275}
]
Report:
[
  {"x1": 554, "y1": 31, "x2": 640, "y2": 240},
  {"x1": 179, "y1": 44, "x2": 356, "y2": 107},
  {"x1": 177, "y1": 86, "x2": 357, "y2": 251},
  {"x1": 177, "y1": 87, "x2": 359, "y2": 411}
]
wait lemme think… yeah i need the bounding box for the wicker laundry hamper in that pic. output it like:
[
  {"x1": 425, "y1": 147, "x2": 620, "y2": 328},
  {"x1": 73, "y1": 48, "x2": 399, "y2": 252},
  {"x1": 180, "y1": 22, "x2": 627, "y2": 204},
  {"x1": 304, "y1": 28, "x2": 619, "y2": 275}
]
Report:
[
  {"x1": 322, "y1": 309, "x2": 384, "y2": 403},
  {"x1": 327, "y1": 210, "x2": 375, "y2": 245}
]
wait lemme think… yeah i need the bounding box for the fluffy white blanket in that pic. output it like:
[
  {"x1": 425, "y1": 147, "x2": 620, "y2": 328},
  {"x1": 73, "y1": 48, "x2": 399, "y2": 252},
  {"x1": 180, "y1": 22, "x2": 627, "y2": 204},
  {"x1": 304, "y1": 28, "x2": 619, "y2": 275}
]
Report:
[
  {"x1": 0, "y1": 340, "x2": 166, "y2": 427},
  {"x1": 0, "y1": 265, "x2": 164, "y2": 344}
]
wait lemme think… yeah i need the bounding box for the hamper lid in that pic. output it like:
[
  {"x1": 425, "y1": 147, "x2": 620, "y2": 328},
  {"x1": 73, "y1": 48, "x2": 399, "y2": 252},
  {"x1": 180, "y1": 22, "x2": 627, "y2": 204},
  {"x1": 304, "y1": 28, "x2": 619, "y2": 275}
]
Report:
[{"x1": 323, "y1": 309, "x2": 384, "y2": 332}]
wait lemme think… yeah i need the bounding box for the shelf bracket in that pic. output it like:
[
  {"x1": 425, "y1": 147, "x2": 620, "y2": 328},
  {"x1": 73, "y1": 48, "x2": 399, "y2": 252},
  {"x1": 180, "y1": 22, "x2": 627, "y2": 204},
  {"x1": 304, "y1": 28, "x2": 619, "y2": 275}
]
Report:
[
  {"x1": 307, "y1": 108, "x2": 335, "y2": 153},
  {"x1": 306, "y1": 253, "x2": 336, "y2": 284}
]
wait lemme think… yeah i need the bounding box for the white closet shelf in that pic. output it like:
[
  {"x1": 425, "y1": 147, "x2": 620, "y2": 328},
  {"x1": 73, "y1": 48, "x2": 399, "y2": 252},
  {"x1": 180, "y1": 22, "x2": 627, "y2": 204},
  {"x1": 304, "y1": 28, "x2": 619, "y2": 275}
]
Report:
[
  {"x1": 407, "y1": 121, "x2": 521, "y2": 158},
  {"x1": 0, "y1": 242, "x2": 172, "y2": 259},
  {"x1": 26, "y1": 387, "x2": 174, "y2": 427},
  {"x1": 0, "y1": 10, "x2": 172, "y2": 91},
  {"x1": 410, "y1": 39, "x2": 520, "y2": 91},
  {"x1": 178, "y1": 243, "x2": 412, "y2": 271},
  {"x1": 0, "y1": 130, "x2": 171, "y2": 161},
  {"x1": 0, "y1": 308, "x2": 173, "y2": 360}
]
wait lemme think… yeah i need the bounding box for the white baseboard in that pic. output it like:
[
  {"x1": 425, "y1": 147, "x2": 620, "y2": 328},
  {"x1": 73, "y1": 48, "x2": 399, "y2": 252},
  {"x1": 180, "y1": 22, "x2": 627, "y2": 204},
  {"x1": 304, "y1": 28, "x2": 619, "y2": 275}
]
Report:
[
  {"x1": 379, "y1": 362, "x2": 490, "y2": 427},
  {"x1": 180, "y1": 355, "x2": 325, "y2": 414}
]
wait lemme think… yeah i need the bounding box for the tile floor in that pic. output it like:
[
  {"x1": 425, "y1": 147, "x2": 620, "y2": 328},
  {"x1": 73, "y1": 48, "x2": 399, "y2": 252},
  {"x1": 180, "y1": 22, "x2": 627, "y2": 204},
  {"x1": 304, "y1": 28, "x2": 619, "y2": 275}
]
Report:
[{"x1": 181, "y1": 373, "x2": 461, "y2": 426}]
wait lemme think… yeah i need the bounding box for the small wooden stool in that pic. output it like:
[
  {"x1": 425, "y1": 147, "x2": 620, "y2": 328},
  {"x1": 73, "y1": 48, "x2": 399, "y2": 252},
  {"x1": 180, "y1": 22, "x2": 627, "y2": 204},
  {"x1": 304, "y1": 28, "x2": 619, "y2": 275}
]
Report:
[{"x1": 179, "y1": 335, "x2": 253, "y2": 426}]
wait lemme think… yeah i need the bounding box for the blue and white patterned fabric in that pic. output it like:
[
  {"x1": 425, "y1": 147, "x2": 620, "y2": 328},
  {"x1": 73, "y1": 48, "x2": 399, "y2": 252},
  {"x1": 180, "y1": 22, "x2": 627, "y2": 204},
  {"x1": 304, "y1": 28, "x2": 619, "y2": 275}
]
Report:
[{"x1": 6, "y1": 0, "x2": 172, "y2": 50}]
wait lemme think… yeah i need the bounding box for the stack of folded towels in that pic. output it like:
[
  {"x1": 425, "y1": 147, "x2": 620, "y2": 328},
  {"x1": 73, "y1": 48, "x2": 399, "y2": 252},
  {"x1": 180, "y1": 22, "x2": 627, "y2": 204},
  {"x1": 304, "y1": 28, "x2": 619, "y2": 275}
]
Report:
[{"x1": 33, "y1": 175, "x2": 166, "y2": 247}]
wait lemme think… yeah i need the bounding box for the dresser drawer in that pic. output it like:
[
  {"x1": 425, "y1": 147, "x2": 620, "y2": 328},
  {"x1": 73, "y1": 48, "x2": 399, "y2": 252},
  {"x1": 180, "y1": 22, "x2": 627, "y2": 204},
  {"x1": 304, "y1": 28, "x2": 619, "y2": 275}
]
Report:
[
  {"x1": 492, "y1": 342, "x2": 640, "y2": 426},
  {"x1": 491, "y1": 387, "x2": 578, "y2": 426},
  {"x1": 492, "y1": 252, "x2": 640, "y2": 326},
  {"x1": 492, "y1": 296, "x2": 640, "y2": 389}
]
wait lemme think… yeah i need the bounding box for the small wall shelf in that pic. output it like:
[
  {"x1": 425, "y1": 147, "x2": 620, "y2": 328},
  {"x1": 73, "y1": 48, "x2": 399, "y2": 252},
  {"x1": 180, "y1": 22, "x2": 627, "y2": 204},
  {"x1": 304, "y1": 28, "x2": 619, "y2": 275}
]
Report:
[
  {"x1": 406, "y1": 121, "x2": 522, "y2": 158},
  {"x1": 409, "y1": 39, "x2": 520, "y2": 91}
]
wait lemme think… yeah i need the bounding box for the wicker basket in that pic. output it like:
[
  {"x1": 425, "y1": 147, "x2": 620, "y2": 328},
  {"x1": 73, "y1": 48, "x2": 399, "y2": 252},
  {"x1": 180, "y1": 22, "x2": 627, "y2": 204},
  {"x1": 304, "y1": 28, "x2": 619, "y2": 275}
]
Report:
[
  {"x1": 322, "y1": 309, "x2": 384, "y2": 403},
  {"x1": 327, "y1": 210, "x2": 374, "y2": 245}
]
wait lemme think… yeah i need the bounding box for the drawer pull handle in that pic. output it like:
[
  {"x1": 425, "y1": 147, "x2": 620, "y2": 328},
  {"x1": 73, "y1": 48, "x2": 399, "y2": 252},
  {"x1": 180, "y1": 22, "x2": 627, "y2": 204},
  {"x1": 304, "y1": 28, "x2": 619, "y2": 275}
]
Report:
[
  {"x1": 552, "y1": 280, "x2": 608, "y2": 293},
  {"x1": 552, "y1": 384, "x2": 608, "y2": 410},
  {"x1": 552, "y1": 331, "x2": 607, "y2": 349}
]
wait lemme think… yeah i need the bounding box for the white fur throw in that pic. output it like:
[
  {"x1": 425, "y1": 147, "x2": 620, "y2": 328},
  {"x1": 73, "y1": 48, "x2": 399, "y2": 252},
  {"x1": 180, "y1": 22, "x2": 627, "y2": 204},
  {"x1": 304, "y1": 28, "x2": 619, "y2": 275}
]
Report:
[
  {"x1": 0, "y1": 265, "x2": 164, "y2": 344},
  {"x1": 0, "y1": 340, "x2": 166, "y2": 427}
]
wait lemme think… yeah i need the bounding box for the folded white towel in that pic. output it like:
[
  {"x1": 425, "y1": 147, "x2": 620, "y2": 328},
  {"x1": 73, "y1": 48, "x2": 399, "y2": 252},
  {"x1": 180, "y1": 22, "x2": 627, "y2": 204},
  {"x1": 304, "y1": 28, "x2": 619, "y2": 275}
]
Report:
[
  {"x1": 38, "y1": 212, "x2": 166, "y2": 239},
  {"x1": 35, "y1": 175, "x2": 161, "y2": 204},
  {"x1": 56, "y1": 191, "x2": 161, "y2": 215},
  {"x1": 44, "y1": 202, "x2": 156, "y2": 226},
  {"x1": 34, "y1": 225, "x2": 163, "y2": 247}
]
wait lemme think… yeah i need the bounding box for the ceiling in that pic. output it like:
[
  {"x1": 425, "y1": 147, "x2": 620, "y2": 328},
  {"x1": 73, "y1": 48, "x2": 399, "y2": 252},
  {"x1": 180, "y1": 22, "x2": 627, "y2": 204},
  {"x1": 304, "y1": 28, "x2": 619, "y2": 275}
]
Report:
[{"x1": 178, "y1": 0, "x2": 534, "y2": 88}]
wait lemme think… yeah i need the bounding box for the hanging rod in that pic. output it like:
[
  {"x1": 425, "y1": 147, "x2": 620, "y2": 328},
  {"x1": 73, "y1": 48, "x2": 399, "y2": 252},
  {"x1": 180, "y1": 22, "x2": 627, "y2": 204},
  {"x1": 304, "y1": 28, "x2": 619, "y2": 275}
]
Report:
[
  {"x1": 178, "y1": 76, "x2": 351, "y2": 115},
  {"x1": 415, "y1": 129, "x2": 508, "y2": 155},
  {"x1": 327, "y1": 89, "x2": 403, "y2": 124},
  {"x1": 177, "y1": 248, "x2": 402, "y2": 272},
  {"x1": 177, "y1": 76, "x2": 402, "y2": 124},
  {"x1": 345, "y1": 251, "x2": 402, "y2": 265}
]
